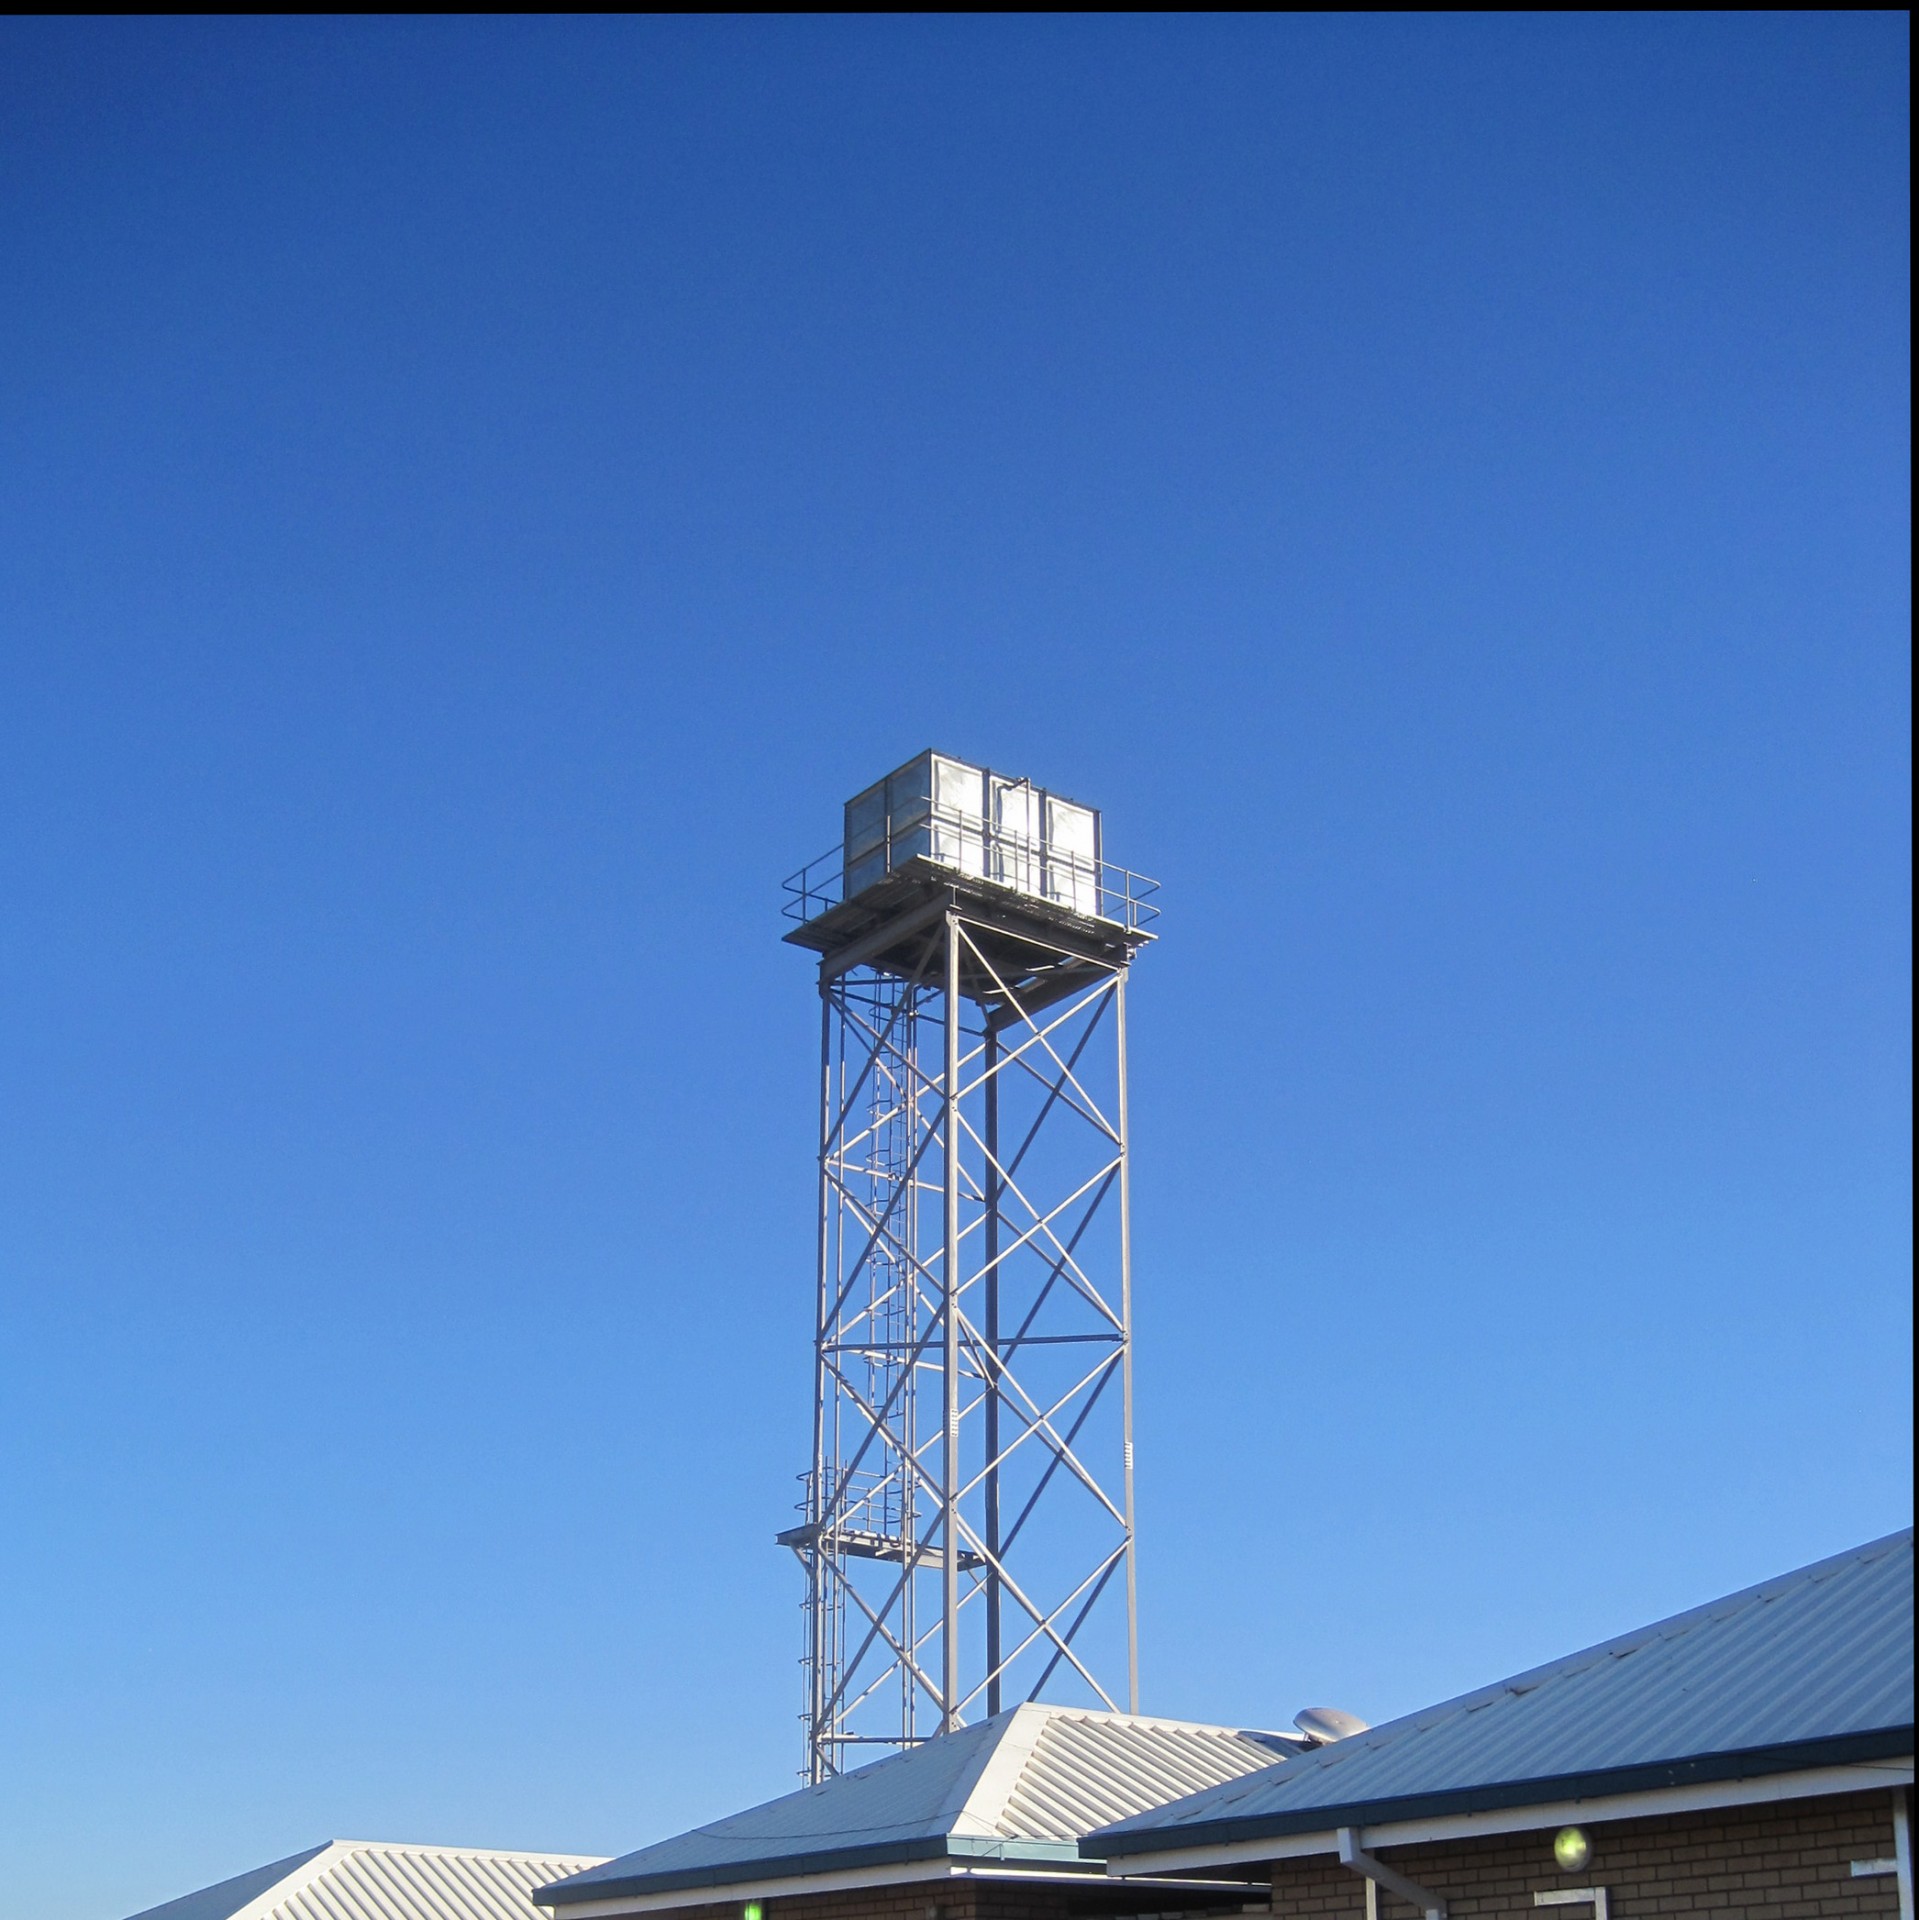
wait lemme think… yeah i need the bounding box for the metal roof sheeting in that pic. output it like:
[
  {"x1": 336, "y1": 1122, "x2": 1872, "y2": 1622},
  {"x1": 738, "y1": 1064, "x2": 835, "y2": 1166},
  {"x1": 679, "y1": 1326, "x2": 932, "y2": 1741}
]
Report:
[
  {"x1": 1095, "y1": 1527, "x2": 1915, "y2": 1856},
  {"x1": 546, "y1": 1711, "x2": 1009, "y2": 1901},
  {"x1": 993, "y1": 1711, "x2": 1297, "y2": 1840},
  {"x1": 123, "y1": 1847, "x2": 335, "y2": 1920},
  {"x1": 540, "y1": 1705, "x2": 1300, "y2": 1905},
  {"x1": 126, "y1": 1843, "x2": 607, "y2": 1920}
]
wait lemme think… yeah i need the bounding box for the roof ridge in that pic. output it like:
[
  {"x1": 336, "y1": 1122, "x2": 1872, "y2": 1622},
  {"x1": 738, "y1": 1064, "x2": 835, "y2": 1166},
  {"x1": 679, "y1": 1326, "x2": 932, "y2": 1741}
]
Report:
[
  {"x1": 983, "y1": 1702, "x2": 1296, "y2": 1740},
  {"x1": 204, "y1": 1841, "x2": 354, "y2": 1920},
  {"x1": 952, "y1": 1702, "x2": 1054, "y2": 1837},
  {"x1": 123, "y1": 1843, "x2": 339, "y2": 1920},
  {"x1": 321, "y1": 1844, "x2": 605, "y2": 1864}
]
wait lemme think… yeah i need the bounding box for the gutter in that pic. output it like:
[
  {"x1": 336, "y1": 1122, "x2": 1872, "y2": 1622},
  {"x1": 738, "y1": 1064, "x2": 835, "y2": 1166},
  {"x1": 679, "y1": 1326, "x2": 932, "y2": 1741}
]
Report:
[
  {"x1": 1090, "y1": 1725, "x2": 1916, "y2": 1859},
  {"x1": 542, "y1": 1838, "x2": 1101, "y2": 1908},
  {"x1": 1095, "y1": 1758, "x2": 1916, "y2": 1881},
  {"x1": 1336, "y1": 1829, "x2": 1446, "y2": 1920},
  {"x1": 540, "y1": 1858, "x2": 1269, "y2": 1920}
]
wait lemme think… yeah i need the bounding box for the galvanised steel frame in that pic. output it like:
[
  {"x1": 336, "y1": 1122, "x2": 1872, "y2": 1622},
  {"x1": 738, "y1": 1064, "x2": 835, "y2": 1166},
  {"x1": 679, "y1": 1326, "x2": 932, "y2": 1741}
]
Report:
[{"x1": 780, "y1": 885, "x2": 1152, "y2": 1783}]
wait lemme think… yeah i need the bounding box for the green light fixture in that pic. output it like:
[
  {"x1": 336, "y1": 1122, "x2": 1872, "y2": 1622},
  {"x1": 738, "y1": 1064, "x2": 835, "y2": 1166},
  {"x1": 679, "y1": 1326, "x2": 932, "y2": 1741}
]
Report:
[
  {"x1": 743, "y1": 1902, "x2": 764, "y2": 1920},
  {"x1": 1553, "y1": 1828, "x2": 1591, "y2": 1872}
]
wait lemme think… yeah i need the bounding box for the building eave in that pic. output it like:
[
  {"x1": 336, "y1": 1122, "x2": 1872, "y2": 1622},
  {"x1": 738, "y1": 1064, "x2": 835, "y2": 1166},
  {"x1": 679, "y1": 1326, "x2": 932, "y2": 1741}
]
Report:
[
  {"x1": 1091, "y1": 1725, "x2": 1916, "y2": 1863},
  {"x1": 539, "y1": 1837, "x2": 1106, "y2": 1910}
]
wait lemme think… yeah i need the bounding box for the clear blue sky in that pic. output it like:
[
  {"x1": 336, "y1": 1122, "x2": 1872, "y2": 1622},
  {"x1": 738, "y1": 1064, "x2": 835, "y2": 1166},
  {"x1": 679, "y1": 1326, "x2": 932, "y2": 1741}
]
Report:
[{"x1": 0, "y1": 16, "x2": 1908, "y2": 1919}]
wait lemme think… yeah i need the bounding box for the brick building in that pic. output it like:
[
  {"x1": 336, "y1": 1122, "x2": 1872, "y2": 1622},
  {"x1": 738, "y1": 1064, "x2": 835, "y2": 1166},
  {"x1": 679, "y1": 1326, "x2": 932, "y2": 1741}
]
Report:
[
  {"x1": 1089, "y1": 1530, "x2": 1914, "y2": 1919},
  {"x1": 535, "y1": 1705, "x2": 1305, "y2": 1920},
  {"x1": 537, "y1": 1531, "x2": 1912, "y2": 1920}
]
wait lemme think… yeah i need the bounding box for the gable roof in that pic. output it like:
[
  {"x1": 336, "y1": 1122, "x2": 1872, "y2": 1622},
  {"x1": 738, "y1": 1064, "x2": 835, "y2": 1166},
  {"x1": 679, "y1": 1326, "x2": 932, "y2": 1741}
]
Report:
[
  {"x1": 539, "y1": 1704, "x2": 1300, "y2": 1907},
  {"x1": 124, "y1": 1840, "x2": 607, "y2": 1920},
  {"x1": 1093, "y1": 1527, "x2": 1915, "y2": 1859}
]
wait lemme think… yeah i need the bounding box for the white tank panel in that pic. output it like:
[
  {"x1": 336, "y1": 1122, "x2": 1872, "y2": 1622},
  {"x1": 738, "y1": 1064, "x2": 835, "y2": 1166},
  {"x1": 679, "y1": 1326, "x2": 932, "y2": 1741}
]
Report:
[
  {"x1": 1044, "y1": 795, "x2": 1100, "y2": 914},
  {"x1": 930, "y1": 755, "x2": 986, "y2": 875},
  {"x1": 991, "y1": 776, "x2": 1039, "y2": 894}
]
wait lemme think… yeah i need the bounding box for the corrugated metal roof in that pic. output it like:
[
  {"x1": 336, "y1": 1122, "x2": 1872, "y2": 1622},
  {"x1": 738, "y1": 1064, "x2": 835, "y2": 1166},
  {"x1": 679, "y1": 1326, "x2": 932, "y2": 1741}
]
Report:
[
  {"x1": 546, "y1": 1711, "x2": 1009, "y2": 1903},
  {"x1": 1096, "y1": 1527, "x2": 1915, "y2": 1857},
  {"x1": 122, "y1": 1847, "x2": 335, "y2": 1920},
  {"x1": 991, "y1": 1711, "x2": 1299, "y2": 1840},
  {"x1": 540, "y1": 1705, "x2": 1300, "y2": 1905},
  {"x1": 126, "y1": 1842, "x2": 607, "y2": 1920}
]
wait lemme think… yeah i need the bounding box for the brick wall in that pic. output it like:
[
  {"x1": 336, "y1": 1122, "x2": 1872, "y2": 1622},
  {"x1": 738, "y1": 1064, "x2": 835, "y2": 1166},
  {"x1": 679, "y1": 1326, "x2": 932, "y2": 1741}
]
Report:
[
  {"x1": 616, "y1": 1789, "x2": 1906, "y2": 1920},
  {"x1": 644, "y1": 1871, "x2": 1263, "y2": 1920},
  {"x1": 1266, "y1": 1788, "x2": 1905, "y2": 1917},
  {"x1": 643, "y1": 1875, "x2": 1165, "y2": 1920},
  {"x1": 643, "y1": 1884, "x2": 980, "y2": 1920}
]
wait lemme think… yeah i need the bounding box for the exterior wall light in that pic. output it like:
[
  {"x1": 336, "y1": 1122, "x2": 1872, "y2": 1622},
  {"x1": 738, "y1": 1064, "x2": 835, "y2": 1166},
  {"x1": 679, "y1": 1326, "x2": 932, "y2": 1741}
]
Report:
[
  {"x1": 743, "y1": 1901, "x2": 764, "y2": 1920},
  {"x1": 1553, "y1": 1828, "x2": 1592, "y2": 1873}
]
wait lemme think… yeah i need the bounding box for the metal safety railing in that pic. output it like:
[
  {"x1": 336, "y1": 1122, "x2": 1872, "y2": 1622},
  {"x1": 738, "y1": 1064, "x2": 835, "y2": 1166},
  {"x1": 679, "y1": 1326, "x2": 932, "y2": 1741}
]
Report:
[{"x1": 782, "y1": 806, "x2": 1161, "y2": 936}]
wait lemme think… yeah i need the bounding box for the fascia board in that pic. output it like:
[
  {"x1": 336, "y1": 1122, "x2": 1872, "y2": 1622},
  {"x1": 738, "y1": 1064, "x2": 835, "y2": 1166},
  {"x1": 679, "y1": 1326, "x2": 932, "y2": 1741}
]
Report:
[
  {"x1": 541, "y1": 1839, "x2": 1097, "y2": 1910},
  {"x1": 544, "y1": 1856, "x2": 1126, "y2": 1920},
  {"x1": 1092, "y1": 1726, "x2": 1915, "y2": 1860},
  {"x1": 1099, "y1": 1757, "x2": 1917, "y2": 1878},
  {"x1": 540, "y1": 1840, "x2": 953, "y2": 1906}
]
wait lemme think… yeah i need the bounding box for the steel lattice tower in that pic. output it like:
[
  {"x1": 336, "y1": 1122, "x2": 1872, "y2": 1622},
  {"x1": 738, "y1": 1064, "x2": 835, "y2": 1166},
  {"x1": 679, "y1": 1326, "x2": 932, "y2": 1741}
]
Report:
[{"x1": 779, "y1": 753, "x2": 1158, "y2": 1782}]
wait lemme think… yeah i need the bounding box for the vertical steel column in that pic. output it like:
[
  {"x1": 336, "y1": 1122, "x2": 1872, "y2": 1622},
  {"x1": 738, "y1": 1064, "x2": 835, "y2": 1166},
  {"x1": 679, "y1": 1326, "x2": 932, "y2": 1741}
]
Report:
[
  {"x1": 1116, "y1": 972, "x2": 1139, "y2": 1713},
  {"x1": 982, "y1": 1016, "x2": 1002, "y2": 1716},
  {"x1": 941, "y1": 909, "x2": 961, "y2": 1730},
  {"x1": 807, "y1": 984, "x2": 834, "y2": 1777}
]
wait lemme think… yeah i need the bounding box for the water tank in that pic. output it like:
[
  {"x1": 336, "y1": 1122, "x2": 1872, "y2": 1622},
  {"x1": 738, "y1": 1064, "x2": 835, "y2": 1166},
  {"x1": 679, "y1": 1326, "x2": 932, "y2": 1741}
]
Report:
[{"x1": 843, "y1": 751, "x2": 1102, "y2": 918}]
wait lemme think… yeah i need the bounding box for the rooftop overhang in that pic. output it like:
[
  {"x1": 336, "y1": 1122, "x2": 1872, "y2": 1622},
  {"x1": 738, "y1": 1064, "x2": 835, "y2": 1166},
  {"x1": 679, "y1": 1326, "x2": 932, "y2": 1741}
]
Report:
[
  {"x1": 1090, "y1": 1731, "x2": 1916, "y2": 1879},
  {"x1": 539, "y1": 1843, "x2": 1266, "y2": 1920}
]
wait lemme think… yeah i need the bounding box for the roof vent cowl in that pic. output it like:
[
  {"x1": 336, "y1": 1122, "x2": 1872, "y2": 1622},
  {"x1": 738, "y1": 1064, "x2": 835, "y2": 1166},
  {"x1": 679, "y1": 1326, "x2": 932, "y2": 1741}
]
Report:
[{"x1": 1294, "y1": 1706, "x2": 1370, "y2": 1746}]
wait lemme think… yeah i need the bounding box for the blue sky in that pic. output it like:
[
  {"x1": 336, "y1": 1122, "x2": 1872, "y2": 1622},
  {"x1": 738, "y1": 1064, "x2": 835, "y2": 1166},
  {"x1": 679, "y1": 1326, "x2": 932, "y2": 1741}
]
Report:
[{"x1": 0, "y1": 16, "x2": 1908, "y2": 1919}]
